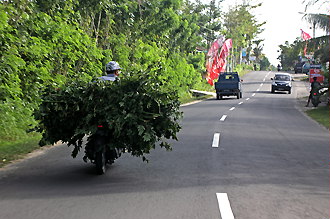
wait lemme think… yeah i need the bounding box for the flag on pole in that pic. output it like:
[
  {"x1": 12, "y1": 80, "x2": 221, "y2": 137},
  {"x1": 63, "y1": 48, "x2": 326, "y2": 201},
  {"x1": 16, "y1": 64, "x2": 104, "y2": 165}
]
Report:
[
  {"x1": 300, "y1": 29, "x2": 311, "y2": 56},
  {"x1": 300, "y1": 29, "x2": 312, "y2": 41},
  {"x1": 303, "y1": 44, "x2": 308, "y2": 56}
]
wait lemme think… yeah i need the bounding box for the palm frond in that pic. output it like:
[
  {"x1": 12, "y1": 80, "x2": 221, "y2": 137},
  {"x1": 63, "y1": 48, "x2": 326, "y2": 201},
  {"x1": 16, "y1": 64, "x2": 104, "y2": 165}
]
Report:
[
  {"x1": 307, "y1": 35, "x2": 329, "y2": 63},
  {"x1": 303, "y1": 0, "x2": 328, "y2": 9},
  {"x1": 302, "y1": 13, "x2": 329, "y2": 33}
]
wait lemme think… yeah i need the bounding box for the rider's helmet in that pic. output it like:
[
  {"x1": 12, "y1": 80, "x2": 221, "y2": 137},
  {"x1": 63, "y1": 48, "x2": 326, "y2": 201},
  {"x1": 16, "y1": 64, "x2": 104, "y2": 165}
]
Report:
[{"x1": 105, "y1": 61, "x2": 121, "y2": 72}]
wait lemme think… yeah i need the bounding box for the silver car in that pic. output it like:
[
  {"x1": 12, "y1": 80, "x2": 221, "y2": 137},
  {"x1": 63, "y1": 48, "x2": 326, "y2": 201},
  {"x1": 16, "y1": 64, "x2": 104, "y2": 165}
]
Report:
[{"x1": 271, "y1": 73, "x2": 293, "y2": 94}]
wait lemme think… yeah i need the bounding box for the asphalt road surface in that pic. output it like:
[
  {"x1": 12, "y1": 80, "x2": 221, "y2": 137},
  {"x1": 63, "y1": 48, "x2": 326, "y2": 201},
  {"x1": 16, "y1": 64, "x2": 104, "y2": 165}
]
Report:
[{"x1": 1, "y1": 71, "x2": 328, "y2": 219}]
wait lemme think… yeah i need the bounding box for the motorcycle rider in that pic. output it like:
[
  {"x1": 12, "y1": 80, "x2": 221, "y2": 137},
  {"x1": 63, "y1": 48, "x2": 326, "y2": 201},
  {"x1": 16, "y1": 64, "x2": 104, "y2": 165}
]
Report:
[
  {"x1": 98, "y1": 61, "x2": 121, "y2": 81},
  {"x1": 86, "y1": 61, "x2": 122, "y2": 173},
  {"x1": 306, "y1": 76, "x2": 321, "y2": 107}
]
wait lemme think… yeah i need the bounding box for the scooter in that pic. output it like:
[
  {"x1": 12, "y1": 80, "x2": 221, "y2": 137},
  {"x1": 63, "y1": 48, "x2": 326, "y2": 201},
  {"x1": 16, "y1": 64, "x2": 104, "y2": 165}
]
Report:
[
  {"x1": 84, "y1": 125, "x2": 118, "y2": 174},
  {"x1": 311, "y1": 90, "x2": 321, "y2": 107}
]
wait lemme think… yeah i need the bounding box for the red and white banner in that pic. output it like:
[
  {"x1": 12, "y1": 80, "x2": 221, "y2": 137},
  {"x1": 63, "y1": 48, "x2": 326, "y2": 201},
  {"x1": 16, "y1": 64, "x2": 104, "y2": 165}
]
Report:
[
  {"x1": 220, "y1": 39, "x2": 232, "y2": 59},
  {"x1": 300, "y1": 29, "x2": 311, "y2": 56},
  {"x1": 309, "y1": 68, "x2": 324, "y2": 83},
  {"x1": 300, "y1": 29, "x2": 312, "y2": 41},
  {"x1": 206, "y1": 38, "x2": 233, "y2": 86},
  {"x1": 206, "y1": 36, "x2": 225, "y2": 76}
]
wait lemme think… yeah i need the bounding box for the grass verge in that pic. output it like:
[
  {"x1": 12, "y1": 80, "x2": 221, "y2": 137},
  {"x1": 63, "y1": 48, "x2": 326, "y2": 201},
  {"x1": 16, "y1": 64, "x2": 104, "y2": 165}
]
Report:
[
  {"x1": 179, "y1": 92, "x2": 213, "y2": 105},
  {"x1": 238, "y1": 69, "x2": 252, "y2": 77},
  {"x1": 306, "y1": 105, "x2": 329, "y2": 129},
  {"x1": 0, "y1": 133, "x2": 41, "y2": 168}
]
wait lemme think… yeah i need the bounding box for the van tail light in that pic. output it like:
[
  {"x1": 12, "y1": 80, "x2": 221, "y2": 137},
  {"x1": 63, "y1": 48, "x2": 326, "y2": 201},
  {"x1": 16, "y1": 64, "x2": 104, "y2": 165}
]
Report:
[{"x1": 97, "y1": 125, "x2": 103, "y2": 128}]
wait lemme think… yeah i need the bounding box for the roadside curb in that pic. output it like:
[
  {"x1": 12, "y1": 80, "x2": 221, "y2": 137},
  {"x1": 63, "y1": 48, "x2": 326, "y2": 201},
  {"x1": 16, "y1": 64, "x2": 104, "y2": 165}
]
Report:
[
  {"x1": 180, "y1": 90, "x2": 215, "y2": 107},
  {"x1": 0, "y1": 141, "x2": 63, "y2": 172}
]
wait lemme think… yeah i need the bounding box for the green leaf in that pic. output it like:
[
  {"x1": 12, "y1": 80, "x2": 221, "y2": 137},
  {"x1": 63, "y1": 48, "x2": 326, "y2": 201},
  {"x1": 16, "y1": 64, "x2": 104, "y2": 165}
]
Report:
[{"x1": 137, "y1": 125, "x2": 145, "y2": 135}]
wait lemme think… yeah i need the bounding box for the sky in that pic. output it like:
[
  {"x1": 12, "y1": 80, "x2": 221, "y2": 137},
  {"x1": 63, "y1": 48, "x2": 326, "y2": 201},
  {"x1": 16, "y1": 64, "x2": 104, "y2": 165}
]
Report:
[{"x1": 201, "y1": 0, "x2": 329, "y2": 66}]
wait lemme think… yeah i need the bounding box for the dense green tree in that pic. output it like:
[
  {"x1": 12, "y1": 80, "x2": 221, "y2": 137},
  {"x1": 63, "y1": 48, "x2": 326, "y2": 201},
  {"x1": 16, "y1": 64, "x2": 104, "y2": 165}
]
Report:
[
  {"x1": 223, "y1": 4, "x2": 264, "y2": 49},
  {"x1": 302, "y1": 0, "x2": 329, "y2": 69},
  {"x1": 222, "y1": 3, "x2": 265, "y2": 68},
  {"x1": 252, "y1": 39, "x2": 264, "y2": 63},
  {"x1": 0, "y1": 0, "x2": 208, "y2": 141},
  {"x1": 278, "y1": 39, "x2": 305, "y2": 70},
  {"x1": 302, "y1": 12, "x2": 329, "y2": 67},
  {"x1": 260, "y1": 57, "x2": 271, "y2": 71},
  {"x1": 1, "y1": 1, "x2": 102, "y2": 140},
  {"x1": 0, "y1": 0, "x2": 269, "y2": 143},
  {"x1": 197, "y1": 0, "x2": 223, "y2": 47}
]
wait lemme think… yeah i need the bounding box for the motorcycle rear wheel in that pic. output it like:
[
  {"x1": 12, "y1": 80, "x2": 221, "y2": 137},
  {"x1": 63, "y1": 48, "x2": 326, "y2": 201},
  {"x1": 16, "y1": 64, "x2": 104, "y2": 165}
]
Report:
[
  {"x1": 312, "y1": 98, "x2": 319, "y2": 107},
  {"x1": 95, "y1": 151, "x2": 106, "y2": 175}
]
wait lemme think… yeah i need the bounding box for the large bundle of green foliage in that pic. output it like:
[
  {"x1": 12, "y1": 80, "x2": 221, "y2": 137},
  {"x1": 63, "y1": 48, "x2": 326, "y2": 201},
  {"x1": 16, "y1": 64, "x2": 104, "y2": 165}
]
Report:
[{"x1": 35, "y1": 72, "x2": 182, "y2": 161}]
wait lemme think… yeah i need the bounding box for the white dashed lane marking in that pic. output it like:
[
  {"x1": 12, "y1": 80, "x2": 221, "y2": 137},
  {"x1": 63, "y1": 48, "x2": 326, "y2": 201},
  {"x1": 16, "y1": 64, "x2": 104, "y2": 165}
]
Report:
[
  {"x1": 216, "y1": 193, "x2": 235, "y2": 219},
  {"x1": 212, "y1": 133, "x2": 220, "y2": 148},
  {"x1": 229, "y1": 107, "x2": 235, "y2": 111},
  {"x1": 220, "y1": 115, "x2": 227, "y2": 121}
]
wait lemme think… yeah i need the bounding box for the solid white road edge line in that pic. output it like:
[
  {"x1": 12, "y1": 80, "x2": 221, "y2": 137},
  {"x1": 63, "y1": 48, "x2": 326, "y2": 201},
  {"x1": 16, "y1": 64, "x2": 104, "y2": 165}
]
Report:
[
  {"x1": 212, "y1": 133, "x2": 220, "y2": 148},
  {"x1": 216, "y1": 193, "x2": 235, "y2": 219},
  {"x1": 220, "y1": 115, "x2": 227, "y2": 121},
  {"x1": 229, "y1": 107, "x2": 235, "y2": 111}
]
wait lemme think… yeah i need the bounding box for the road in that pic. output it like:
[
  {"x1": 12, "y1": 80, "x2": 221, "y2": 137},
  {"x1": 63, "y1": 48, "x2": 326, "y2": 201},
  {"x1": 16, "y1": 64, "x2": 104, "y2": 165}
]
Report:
[{"x1": 0, "y1": 71, "x2": 328, "y2": 219}]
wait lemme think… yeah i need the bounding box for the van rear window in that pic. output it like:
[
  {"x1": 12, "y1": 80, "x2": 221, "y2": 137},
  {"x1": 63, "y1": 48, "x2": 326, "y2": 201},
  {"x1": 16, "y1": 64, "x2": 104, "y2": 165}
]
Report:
[{"x1": 225, "y1": 75, "x2": 235, "y2": 80}]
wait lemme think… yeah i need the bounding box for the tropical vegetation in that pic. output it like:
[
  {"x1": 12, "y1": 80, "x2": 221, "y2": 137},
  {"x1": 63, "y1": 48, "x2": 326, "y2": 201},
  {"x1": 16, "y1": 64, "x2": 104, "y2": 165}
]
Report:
[
  {"x1": 278, "y1": 0, "x2": 329, "y2": 73},
  {"x1": 0, "y1": 0, "x2": 266, "y2": 164}
]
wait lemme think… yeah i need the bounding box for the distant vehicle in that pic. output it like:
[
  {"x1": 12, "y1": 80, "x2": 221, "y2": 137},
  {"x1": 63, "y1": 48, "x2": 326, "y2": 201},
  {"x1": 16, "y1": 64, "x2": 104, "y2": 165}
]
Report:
[
  {"x1": 271, "y1": 73, "x2": 293, "y2": 94},
  {"x1": 294, "y1": 62, "x2": 310, "y2": 74},
  {"x1": 294, "y1": 62, "x2": 304, "y2": 73},
  {"x1": 277, "y1": 64, "x2": 281, "y2": 72},
  {"x1": 302, "y1": 62, "x2": 310, "y2": 74},
  {"x1": 215, "y1": 72, "x2": 242, "y2": 99},
  {"x1": 294, "y1": 62, "x2": 303, "y2": 73}
]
